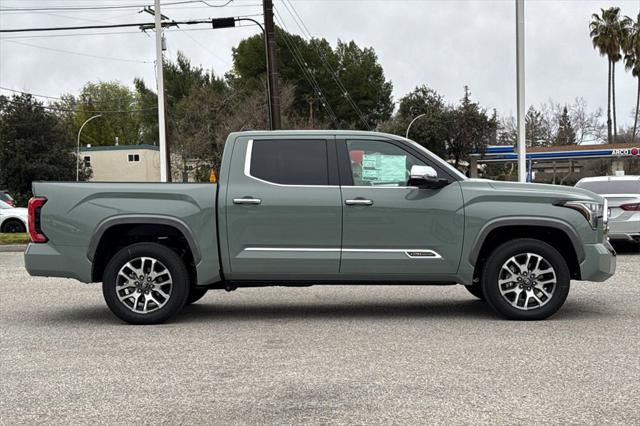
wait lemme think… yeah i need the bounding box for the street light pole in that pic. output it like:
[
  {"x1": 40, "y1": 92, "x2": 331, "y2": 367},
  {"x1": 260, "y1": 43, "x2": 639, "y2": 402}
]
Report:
[
  {"x1": 76, "y1": 114, "x2": 102, "y2": 182},
  {"x1": 406, "y1": 113, "x2": 426, "y2": 139},
  {"x1": 516, "y1": 0, "x2": 527, "y2": 182}
]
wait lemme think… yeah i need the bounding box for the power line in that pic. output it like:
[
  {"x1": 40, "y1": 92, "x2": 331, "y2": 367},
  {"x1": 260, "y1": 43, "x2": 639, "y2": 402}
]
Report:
[
  {"x1": 0, "y1": 18, "x2": 214, "y2": 33},
  {"x1": 0, "y1": 87, "x2": 147, "y2": 107},
  {"x1": 273, "y1": 11, "x2": 340, "y2": 127},
  {"x1": 0, "y1": 23, "x2": 258, "y2": 39},
  {"x1": 0, "y1": 87, "x2": 67, "y2": 101},
  {"x1": 279, "y1": 0, "x2": 371, "y2": 130},
  {"x1": 1, "y1": 39, "x2": 154, "y2": 64},
  {"x1": 1, "y1": 98, "x2": 157, "y2": 114},
  {"x1": 0, "y1": 1, "x2": 235, "y2": 12}
]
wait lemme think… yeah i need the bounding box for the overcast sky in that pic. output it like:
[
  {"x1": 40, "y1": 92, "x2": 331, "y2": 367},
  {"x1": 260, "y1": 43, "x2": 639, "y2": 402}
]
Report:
[{"x1": 0, "y1": 0, "x2": 638, "y2": 126}]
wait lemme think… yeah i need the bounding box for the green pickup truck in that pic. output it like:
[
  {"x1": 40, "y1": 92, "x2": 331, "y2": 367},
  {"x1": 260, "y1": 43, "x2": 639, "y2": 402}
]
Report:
[{"x1": 24, "y1": 131, "x2": 616, "y2": 324}]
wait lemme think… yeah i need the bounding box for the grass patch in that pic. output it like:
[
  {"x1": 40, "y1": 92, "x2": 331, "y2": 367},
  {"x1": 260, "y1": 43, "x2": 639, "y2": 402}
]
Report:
[{"x1": 0, "y1": 233, "x2": 30, "y2": 245}]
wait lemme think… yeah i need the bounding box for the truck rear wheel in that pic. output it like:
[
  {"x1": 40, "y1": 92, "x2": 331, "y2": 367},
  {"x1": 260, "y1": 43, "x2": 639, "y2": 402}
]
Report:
[
  {"x1": 102, "y1": 243, "x2": 189, "y2": 325},
  {"x1": 481, "y1": 239, "x2": 570, "y2": 320}
]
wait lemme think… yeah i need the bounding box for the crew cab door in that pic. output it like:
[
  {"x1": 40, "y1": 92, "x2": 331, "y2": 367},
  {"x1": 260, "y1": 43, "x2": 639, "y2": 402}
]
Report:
[
  {"x1": 338, "y1": 137, "x2": 464, "y2": 275},
  {"x1": 224, "y1": 136, "x2": 342, "y2": 279}
]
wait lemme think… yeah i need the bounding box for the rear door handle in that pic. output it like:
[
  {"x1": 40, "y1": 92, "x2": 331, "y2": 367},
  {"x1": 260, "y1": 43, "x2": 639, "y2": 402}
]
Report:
[
  {"x1": 345, "y1": 199, "x2": 373, "y2": 206},
  {"x1": 233, "y1": 197, "x2": 262, "y2": 205}
]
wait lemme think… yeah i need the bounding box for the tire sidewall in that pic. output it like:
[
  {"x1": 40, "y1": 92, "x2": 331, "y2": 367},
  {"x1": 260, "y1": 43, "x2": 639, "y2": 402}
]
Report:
[
  {"x1": 102, "y1": 243, "x2": 189, "y2": 325},
  {"x1": 482, "y1": 239, "x2": 570, "y2": 320}
]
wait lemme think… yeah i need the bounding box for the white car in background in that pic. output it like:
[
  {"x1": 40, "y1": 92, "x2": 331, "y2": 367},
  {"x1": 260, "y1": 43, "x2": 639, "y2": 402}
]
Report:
[
  {"x1": 0, "y1": 199, "x2": 28, "y2": 233},
  {"x1": 575, "y1": 176, "x2": 640, "y2": 244}
]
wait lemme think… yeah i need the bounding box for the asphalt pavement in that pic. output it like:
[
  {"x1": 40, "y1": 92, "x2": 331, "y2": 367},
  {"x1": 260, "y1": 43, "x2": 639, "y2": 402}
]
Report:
[{"x1": 1, "y1": 244, "x2": 639, "y2": 425}]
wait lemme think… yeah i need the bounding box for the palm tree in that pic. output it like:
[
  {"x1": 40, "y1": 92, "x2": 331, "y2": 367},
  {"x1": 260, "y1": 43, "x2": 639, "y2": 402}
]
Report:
[
  {"x1": 623, "y1": 13, "x2": 640, "y2": 143},
  {"x1": 590, "y1": 7, "x2": 626, "y2": 143}
]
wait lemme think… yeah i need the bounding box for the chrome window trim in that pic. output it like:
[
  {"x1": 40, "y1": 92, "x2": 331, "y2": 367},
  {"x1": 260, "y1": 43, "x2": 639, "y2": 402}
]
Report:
[
  {"x1": 243, "y1": 247, "x2": 442, "y2": 259},
  {"x1": 244, "y1": 139, "x2": 432, "y2": 190},
  {"x1": 244, "y1": 139, "x2": 335, "y2": 188}
]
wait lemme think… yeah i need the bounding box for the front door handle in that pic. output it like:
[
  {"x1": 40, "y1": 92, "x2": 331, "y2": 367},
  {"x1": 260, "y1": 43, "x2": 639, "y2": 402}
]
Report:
[
  {"x1": 233, "y1": 197, "x2": 262, "y2": 205},
  {"x1": 345, "y1": 198, "x2": 373, "y2": 206}
]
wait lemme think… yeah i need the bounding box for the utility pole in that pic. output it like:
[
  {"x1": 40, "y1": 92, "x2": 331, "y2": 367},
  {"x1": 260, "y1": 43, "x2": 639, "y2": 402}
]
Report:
[
  {"x1": 307, "y1": 97, "x2": 314, "y2": 127},
  {"x1": 515, "y1": 0, "x2": 526, "y2": 182},
  {"x1": 262, "y1": 0, "x2": 281, "y2": 130},
  {"x1": 154, "y1": 0, "x2": 168, "y2": 182}
]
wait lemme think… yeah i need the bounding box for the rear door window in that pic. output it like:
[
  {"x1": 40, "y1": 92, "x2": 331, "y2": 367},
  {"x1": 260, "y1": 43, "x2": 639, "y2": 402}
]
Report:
[{"x1": 249, "y1": 139, "x2": 329, "y2": 186}]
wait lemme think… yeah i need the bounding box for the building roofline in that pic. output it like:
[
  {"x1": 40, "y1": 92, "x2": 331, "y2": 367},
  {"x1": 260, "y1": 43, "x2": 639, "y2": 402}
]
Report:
[{"x1": 79, "y1": 144, "x2": 159, "y2": 152}]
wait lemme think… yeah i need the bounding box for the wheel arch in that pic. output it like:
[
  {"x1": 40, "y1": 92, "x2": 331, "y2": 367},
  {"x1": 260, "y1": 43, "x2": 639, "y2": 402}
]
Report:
[
  {"x1": 88, "y1": 215, "x2": 202, "y2": 283},
  {"x1": 0, "y1": 216, "x2": 27, "y2": 232},
  {"x1": 469, "y1": 218, "x2": 584, "y2": 281}
]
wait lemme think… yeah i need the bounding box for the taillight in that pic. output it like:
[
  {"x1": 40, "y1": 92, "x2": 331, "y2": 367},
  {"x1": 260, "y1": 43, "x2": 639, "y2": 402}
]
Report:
[
  {"x1": 620, "y1": 203, "x2": 640, "y2": 211},
  {"x1": 27, "y1": 197, "x2": 48, "y2": 243}
]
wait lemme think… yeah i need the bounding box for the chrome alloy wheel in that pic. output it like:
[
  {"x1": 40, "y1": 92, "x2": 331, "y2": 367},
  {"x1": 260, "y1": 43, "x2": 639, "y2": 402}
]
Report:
[
  {"x1": 497, "y1": 253, "x2": 557, "y2": 311},
  {"x1": 115, "y1": 257, "x2": 173, "y2": 314}
]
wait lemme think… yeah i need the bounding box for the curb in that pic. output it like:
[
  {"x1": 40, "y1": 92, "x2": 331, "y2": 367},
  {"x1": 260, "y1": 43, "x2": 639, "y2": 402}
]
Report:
[{"x1": 0, "y1": 244, "x2": 27, "y2": 253}]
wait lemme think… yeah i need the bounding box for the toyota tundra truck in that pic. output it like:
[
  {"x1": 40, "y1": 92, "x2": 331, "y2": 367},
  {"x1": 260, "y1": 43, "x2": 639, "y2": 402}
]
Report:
[{"x1": 24, "y1": 131, "x2": 616, "y2": 324}]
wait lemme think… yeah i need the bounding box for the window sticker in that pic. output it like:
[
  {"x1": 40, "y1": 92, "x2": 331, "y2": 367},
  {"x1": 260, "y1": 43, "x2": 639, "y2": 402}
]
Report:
[{"x1": 361, "y1": 153, "x2": 407, "y2": 183}]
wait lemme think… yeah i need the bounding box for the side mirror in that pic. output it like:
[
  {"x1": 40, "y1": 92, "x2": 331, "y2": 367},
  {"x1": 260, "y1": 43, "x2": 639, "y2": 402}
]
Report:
[{"x1": 407, "y1": 165, "x2": 450, "y2": 189}]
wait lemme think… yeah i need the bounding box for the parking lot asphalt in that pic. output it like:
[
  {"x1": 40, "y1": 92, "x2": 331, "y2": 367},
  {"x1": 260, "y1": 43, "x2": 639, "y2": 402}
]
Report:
[{"x1": 1, "y1": 244, "x2": 639, "y2": 425}]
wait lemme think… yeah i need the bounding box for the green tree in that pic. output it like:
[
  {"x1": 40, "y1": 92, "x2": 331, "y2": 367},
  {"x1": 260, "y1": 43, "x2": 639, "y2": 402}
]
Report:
[
  {"x1": 525, "y1": 106, "x2": 549, "y2": 147},
  {"x1": 446, "y1": 87, "x2": 497, "y2": 167},
  {"x1": 0, "y1": 94, "x2": 89, "y2": 204},
  {"x1": 134, "y1": 52, "x2": 230, "y2": 180},
  {"x1": 555, "y1": 107, "x2": 577, "y2": 146},
  {"x1": 230, "y1": 28, "x2": 393, "y2": 130},
  {"x1": 590, "y1": 7, "x2": 629, "y2": 142},
  {"x1": 58, "y1": 81, "x2": 142, "y2": 147},
  {"x1": 623, "y1": 12, "x2": 640, "y2": 143},
  {"x1": 381, "y1": 85, "x2": 451, "y2": 158}
]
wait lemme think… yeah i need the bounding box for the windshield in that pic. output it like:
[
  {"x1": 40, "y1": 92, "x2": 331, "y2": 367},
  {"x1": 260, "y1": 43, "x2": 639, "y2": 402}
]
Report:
[
  {"x1": 400, "y1": 137, "x2": 468, "y2": 180},
  {"x1": 576, "y1": 180, "x2": 640, "y2": 194}
]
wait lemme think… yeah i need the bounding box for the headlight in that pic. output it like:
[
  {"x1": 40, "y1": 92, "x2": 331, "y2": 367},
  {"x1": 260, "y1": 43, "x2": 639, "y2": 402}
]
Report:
[{"x1": 555, "y1": 200, "x2": 604, "y2": 229}]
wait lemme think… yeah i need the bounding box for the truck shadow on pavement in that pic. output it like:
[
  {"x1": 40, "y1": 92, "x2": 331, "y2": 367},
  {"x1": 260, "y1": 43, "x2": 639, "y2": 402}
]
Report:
[{"x1": 33, "y1": 298, "x2": 605, "y2": 325}]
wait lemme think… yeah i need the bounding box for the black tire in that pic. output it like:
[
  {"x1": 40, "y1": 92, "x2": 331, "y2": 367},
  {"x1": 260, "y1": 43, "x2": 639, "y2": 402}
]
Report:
[
  {"x1": 464, "y1": 284, "x2": 485, "y2": 300},
  {"x1": 186, "y1": 287, "x2": 208, "y2": 305},
  {"x1": 1, "y1": 219, "x2": 26, "y2": 233},
  {"x1": 481, "y1": 238, "x2": 570, "y2": 320},
  {"x1": 102, "y1": 242, "x2": 189, "y2": 325}
]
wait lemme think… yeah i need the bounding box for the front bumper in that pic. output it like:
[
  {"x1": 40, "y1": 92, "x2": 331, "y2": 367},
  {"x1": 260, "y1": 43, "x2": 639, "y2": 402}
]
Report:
[{"x1": 579, "y1": 240, "x2": 616, "y2": 282}]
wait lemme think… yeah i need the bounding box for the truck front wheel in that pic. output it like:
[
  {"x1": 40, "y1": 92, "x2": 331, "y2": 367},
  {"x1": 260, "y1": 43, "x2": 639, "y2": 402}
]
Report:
[
  {"x1": 481, "y1": 239, "x2": 570, "y2": 320},
  {"x1": 102, "y1": 243, "x2": 189, "y2": 325}
]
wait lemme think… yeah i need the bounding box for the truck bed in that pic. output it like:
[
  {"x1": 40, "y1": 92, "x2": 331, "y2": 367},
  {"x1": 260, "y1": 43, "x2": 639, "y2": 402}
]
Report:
[{"x1": 24, "y1": 182, "x2": 221, "y2": 285}]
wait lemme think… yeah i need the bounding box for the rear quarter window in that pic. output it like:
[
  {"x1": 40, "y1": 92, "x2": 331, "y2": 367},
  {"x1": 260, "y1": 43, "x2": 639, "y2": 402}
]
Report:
[{"x1": 249, "y1": 139, "x2": 329, "y2": 186}]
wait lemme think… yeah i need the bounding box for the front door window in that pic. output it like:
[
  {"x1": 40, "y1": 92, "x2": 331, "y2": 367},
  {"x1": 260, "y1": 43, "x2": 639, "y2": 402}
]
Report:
[{"x1": 346, "y1": 140, "x2": 427, "y2": 187}]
